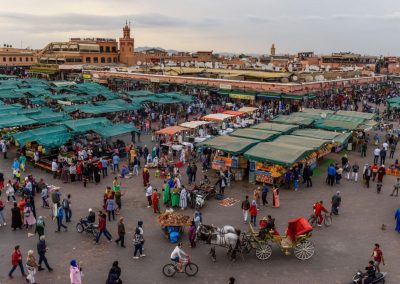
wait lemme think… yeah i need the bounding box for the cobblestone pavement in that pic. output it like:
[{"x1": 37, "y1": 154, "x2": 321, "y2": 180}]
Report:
[{"x1": 0, "y1": 130, "x2": 399, "y2": 284}]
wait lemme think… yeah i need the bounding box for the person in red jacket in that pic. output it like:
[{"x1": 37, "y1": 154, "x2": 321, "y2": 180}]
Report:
[
  {"x1": 8, "y1": 245, "x2": 25, "y2": 278},
  {"x1": 249, "y1": 200, "x2": 258, "y2": 227},
  {"x1": 313, "y1": 201, "x2": 328, "y2": 226},
  {"x1": 95, "y1": 212, "x2": 112, "y2": 244}
]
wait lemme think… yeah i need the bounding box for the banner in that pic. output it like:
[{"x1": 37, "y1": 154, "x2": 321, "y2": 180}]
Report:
[{"x1": 229, "y1": 93, "x2": 255, "y2": 100}]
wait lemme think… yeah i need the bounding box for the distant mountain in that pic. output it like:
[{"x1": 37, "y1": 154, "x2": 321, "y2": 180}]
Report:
[{"x1": 135, "y1": 46, "x2": 179, "y2": 54}]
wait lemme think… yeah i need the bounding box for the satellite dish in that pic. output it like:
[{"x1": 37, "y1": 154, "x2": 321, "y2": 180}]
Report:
[
  {"x1": 321, "y1": 113, "x2": 327, "y2": 118},
  {"x1": 137, "y1": 61, "x2": 142, "y2": 66}
]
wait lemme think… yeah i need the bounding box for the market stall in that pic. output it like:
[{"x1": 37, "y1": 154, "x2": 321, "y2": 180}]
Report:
[
  {"x1": 179, "y1": 121, "x2": 212, "y2": 143},
  {"x1": 251, "y1": 122, "x2": 299, "y2": 134},
  {"x1": 272, "y1": 115, "x2": 315, "y2": 127},
  {"x1": 201, "y1": 113, "x2": 236, "y2": 135},
  {"x1": 229, "y1": 128, "x2": 280, "y2": 142}
]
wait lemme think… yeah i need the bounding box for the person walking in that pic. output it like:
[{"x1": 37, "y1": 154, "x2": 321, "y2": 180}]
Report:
[
  {"x1": 142, "y1": 167, "x2": 150, "y2": 187},
  {"x1": 40, "y1": 186, "x2": 50, "y2": 208},
  {"x1": 51, "y1": 159, "x2": 58, "y2": 179},
  {"x1": 62, "y1": 194, "x2": 72, "y2": 223},
  {"x1": 6, "y1": 180, "x2": 16, "y2": 202},
  {"x1": 24, "y1": 202, "x2": 36, "y2": 229},
  {"x1": 389, "y1": 143, "x2": 396, "y2": 159},
  {"x1": 331, "y1": 191, "x2": 341, "y2": 215},
  {"x1": 391, "y1": 177, "x2": 400, "y2": 196},
  {"x1": 186, "y1": 164, "x2": 193, "y2": 185},
  {"x1": 101, "y1": 158, "x2": 108, "y2": 178},
  {"x1": 192, "y1": 163, "x2": 198, "y2": 183},
  {"x1": 371, "y1": 244, "x2": 385, "y2": 273},
  {"x1": 9, "y1": 245, "x2": 25, "y2": 278},
  {"x1": 106, "y1": 261, "x2": 122, "y2": 284},
  {"x1": 373, "y1": 147, "x2": 380, "y2": 164},
  {"x1": 343, "y1": 162, "x2": 351, "y2": 180},
  {"x1": 25, "y1": 250, "x2": 38, "y2": 284},
  {"x1": 327, "y1": 164, "x2": 336, "y2": 186},
  {"x1": 35, "y1": 216, "x2": 45, "y2": 239},
  {"x1": 241, "y1": 195, "x2": 250, "y2": 223},
  {"x1": 145, "y1": 184, "x2": 153, "y2": 208},
  {"x1": 364, "y1": 164, "x2": 372, "y2": 188},
  {"x1": 371, "y1": 163, "x2": 378, "y2": 182},
  {"x1": 69, "y1": 260, "x2": 82, "y2": 284},
  {"x1": 0, "y1": 198, "x2": 6, "y2": 226},
  {"x1": 115, "y1": 217, "x2": 126, "y2": 248},
  {"x1": 37, "y1": 235, "x2": 53, "y2": 272},
  {"x1": 112, "y1": 154, "x2": 120, "y2": 174},
  {"x1": 11, "y1": 202, "x2": 22, "y2": 230},
  {"x1": 253, "y1": 187, "x2": 261, "y2": 208},
  {"x1": 115, "y1": 190, "x2": 122, "y2": 214},
  {"x1": 106, "y1": 198, "x2": 115, "y2": 221},
  {"x1": 377, "y1": 165, "x2": 386, "y2": 183},
  {"x1": 361, "y1": 141, "x2": 367, "y2": 157},
  {"x1": 249, "y1": 200, "x2": 258, "y2": 227},
  {"x1": 351, "y1": 162, "x2": 359, "y2": 182},
  {"x1": 272, "y1": 187, "x2": 280, "y2": 208},
  {"x1": 303, "y1": 164, "x2": 313, "y2": 187},
  {"x1": 133, "y1": 227, "x2": 145, "y2": 259},
  {"x1": 380, "y1": 148, "x2": 387, "y2": 165},
  {"x1": 179, "y1": 186, "x2": 188, "y2": 210},
  {"x1": 261, "y1": 184, "x2": 269, "y2": 206},
  {"x1": 95, "y1": 212, "x2": 112, "y2": 244},
  {"x1": 188, "y1": 221, "x2": 196, "y2": 248},
  {"x1": 395, "y1": 208, "x2": 400, "y2": 233},
  {"x1": 162, "y1": 180, "x2": 170, "y2": 205},
  {"x1": 55, "y1": 203, "x2": 68, "y2": 232},
  {"x1": 151, "y1": 189, "x2": 160, "y2": 213}
]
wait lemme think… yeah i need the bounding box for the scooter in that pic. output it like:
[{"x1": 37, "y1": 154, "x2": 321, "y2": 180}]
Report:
[{"x1": 352, "y1": 270, "x2": 387, "y2": 283}]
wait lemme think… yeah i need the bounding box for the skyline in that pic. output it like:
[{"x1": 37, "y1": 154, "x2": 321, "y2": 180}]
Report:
[{"x1": 1, "y1": 0, "x2": 400, "y2": 56}]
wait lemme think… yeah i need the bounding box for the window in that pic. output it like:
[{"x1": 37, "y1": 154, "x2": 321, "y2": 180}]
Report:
[
  {"x1": 106, "y1": 46, "x2": 110, "y2": 53},
  {"x1": 86, "y1": 57, "x2": 91, "y2": 63},
  {"x1": 13, "y1": 57, "x2": 16, "y2": 62},
  {"x1": 9, "y1": 57, "x2": 12, "y2": 61},
  {"x1": 93, "y1": 57, "x2": 98, "y2": 63},
  {"x1": 2, "y1": 57, "x2": 5, "y2": 62},
  {"x1": 101, "y1": 57, "x2": 105, "y2": 63},
  {"x1": 122, "y1": 47, "x2": 124, "y2": 52},
  {"x1": 100, "y1": 46, "x2": 104, "y2": 53},
  {"x1": 31, "y1": 58, "x2": 33, "y2": 61},
  {"x1": 113, "y1": 57, "x2": 117, "y2": 63},
  {"x1": 112, "y1": 47, "x2": 116, "y2": 53},
  {"x1": 25, "y1": 57, "x2": 29, "y2": 62},
  {"x1": 107, "y1": 57, "x2": 111, "y2": 63},
  {"x1": 19, "y1": 57, "x2": 22, "y2": 62}
]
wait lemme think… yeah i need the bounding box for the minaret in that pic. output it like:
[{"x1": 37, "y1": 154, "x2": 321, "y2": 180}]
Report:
[
  {"x1": 270, "y1": 44, "x2": 276, "y2": 56},
  {"x1": 119, "y1": 20, "x2": 135, "y2": 66}
]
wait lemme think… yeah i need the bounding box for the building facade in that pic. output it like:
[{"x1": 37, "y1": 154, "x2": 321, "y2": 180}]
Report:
[{"x1": 0, "y1": 48, "x2": 37, "y2": 67}]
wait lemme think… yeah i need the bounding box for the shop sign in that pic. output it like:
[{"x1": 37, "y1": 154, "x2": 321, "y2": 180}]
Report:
[
  {"x1": 82, "y1": 73, "x2": 91, "y2": 79},
  {"x1": 150, "y1": 78, "x2": 160, "y2": 83},
  {"x1": 229, "y1": 93, "x2": 255, "y2": 100},
  {"x1": 255, "y1": 170, "x2": 274, "y2": 184},
  {"x1": 220, "y1": 84, "x2": 232, "y2": 90}
]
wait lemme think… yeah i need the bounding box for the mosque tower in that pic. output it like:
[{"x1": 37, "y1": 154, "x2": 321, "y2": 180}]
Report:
[{"x1": 119, "y1": 20, "x2": 135, "y2": 66}]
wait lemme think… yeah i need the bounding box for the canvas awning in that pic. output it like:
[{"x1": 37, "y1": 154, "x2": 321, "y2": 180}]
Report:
[
  {"x1": 251, "y1": 122, "x2": 299, "y2": 134},
  {"x1": 12, "y1": 125, "x2": 70, "y2": 148},
  {"x1": 155, "y1": 126, "x2": 188, "y2": 136},
  {"x1": 335, "y1": 110, "x2": 375, "y2": 120},
  {"x1": 62, "y1": 117, "x2": 112, "y2": 133},
  {"x1": 94, "y1": 124, "x2": 139, "y2": 139},
  {"x1": 202, "y1": 113, "x2": 235, "y2": 122},
  {"x1": 272, "y1": 115, "x2": 314, "y2": 126},
  {"x1": 199, "y1": 135, "x2": 258, "y2": 155},
  {"x1": 229, "y1": 128, "x2": 280, "y2": 141},
  {"x1": 0, "y1": 115, "x2": 38, "y2": 129},
  {"x1": 291, "y1": 129, "x2": 341, "y2": 141},
  {"x1": 238, "y1": 107, "x2": 258, "y2": 113},
  {"x1": 179, "y1": 121, "x2": 211, "y2": 129},
  {"x1": 223, "y1": 110, "x2": 246, "y2": 116},
  {"x1": 273, "y1": 135, "x2": 329, "y2": 150}
]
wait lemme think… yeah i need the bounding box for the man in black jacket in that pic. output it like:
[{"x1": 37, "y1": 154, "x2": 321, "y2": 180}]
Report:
[{"x1": 37, "y1": 235, "x2": 53, "y2": 272}]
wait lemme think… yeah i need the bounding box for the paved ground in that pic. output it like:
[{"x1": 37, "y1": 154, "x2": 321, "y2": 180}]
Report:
[{"x1": 0, "y1": 129, "x2": 399, "y2": 284}]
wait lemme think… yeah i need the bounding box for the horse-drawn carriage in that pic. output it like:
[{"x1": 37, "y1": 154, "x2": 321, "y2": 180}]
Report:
[
  {"x1": 241, "y1": 217, "x2": 315, "y2": 261},
  {"x1": 158, "y1": 212, "x2": 192, "y2": 243}
]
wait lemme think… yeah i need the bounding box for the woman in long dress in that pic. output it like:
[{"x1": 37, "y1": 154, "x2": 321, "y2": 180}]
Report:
[
  {"x1": 162, "y1": 181, "x2": 170, "y2": 205},
  {"x1": 179, "y1": 187, "x2": 187, "y2": 210},
  {"x1": 24, "y1": 203, "x2": 36, "y2": 229},
  {"x1": 272, "y1": 187, "x2": 280, "y2": 208},
  {"x1": 143, "y1": 168, "x2": 150, "y2": 187},
  {"x1": 395, "y1": 208, "x2": 400, "y2": 233},
  {"x1": 171, "y1": 187, "x2": 180, "y2": 208},
  {"x1": 11, "y1": 202, "x2": 23, "y2": 230}
]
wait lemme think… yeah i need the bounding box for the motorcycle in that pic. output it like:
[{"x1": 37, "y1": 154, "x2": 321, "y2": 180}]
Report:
[
  {"x1": 76, "y1": 218, "x2": 99, "y2": 239},
  {"x1": 352, "y1": 270, "x2": 387, "y2": 283}
]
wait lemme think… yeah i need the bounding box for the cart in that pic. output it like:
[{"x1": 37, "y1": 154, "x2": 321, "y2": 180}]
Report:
[
  {"x1": 240, "y1": 217, "x2": 315, "y2": 261},
  {"x1": 158, "y1": 212, "x2": 192, "y2": 243}
]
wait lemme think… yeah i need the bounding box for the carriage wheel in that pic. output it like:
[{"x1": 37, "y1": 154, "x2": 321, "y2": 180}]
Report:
[
  {"x1": 255, "y1": 243, "x2": 272, "y2": 260},
  {"x1": 294, "y1": 240, "x2": 315, "y2": 260}
]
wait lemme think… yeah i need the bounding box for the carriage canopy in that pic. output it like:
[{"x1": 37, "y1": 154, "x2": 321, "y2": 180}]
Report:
[{"x1": 286, "y1": 217, "x2": 313, "y2": 241}]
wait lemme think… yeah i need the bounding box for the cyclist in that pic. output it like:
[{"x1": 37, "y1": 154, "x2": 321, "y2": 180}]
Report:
[
  {"x1": 170, "y1": 242, "x2": 189, "y2": 272},
  {"x1": 313, "y1": 201, "x2": 328, "y2": 227}
]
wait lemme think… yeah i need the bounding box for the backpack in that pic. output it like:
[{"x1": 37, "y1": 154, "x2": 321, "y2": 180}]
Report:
[{"x1": 62, "y1": 198, "x2": 69, "y2": 209}]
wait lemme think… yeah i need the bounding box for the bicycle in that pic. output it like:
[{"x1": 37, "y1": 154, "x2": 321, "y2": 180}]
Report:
[
  {"x1": 162, "y1": 257, "x2": 199, "y2": 277},
  {"x1": 308, "y1": 213, "x2": 332, "y2": 227}
]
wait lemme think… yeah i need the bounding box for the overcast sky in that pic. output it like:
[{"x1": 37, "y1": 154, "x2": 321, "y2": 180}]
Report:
[{"x1": 1, "y1": 0, "x2": 400, "y2": 55}]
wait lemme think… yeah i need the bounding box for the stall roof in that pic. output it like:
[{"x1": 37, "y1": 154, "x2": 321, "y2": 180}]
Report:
[
  {"x1": 202, "y1": 113, "x2": 235, "y2": 122},
  {"x1": 335, "y1": 110, "x2": 375, "y2": 120},
  {"x1": 313, "y1": 119, "x2": 361, "y2": 131},
  {"x1": 223, "y1": 110, "x2": 245, "y2": 116},
  {"x1": 273, "y1": 135, "x2": 329, "y2": 150},
  {"x1": 94, "y1": 123, "x2": 139, "y2": 139},
  {"x1": 326, "y1": 114, "x2": 366, "y2": 124},
  {"x1": 12, "y1": 125, "x2": 70, "y2": 147},
  {"x1": 27, "y1": 111, "x2": 71, "y2": 124},
  {"x1": 301, "y1": 108, "x2": 335, "y2": 115},
  {"x1": 155, "y1": 126, "x2": 188, "y2": 136},
  {"x1": 291, "y1": 129, "x2": 341, "y2": 141},
  {"x1": 245, "y1": 142, "x2": 311, "y2": 166},
  {"x1": 272, "y1": 115, "x2": 314, "y2": 126},
  {"x1": 238, "y1": 106, "x2": 258, "y2": 113},
  {"x1": 229, "y1": 128, "x2": 280, "y2": 141},
  {"x1": 334, "y1": 132, "x2": 352, "y2": 145},
  {"x1": 62, "y1": 117, "x2": 112, "y2": 133},
  {"x1": 179, "y1": 121, "x2": 211, "y2": 129},
  {"x1": 251, "y1": 122, "x2": 299, "y2": 133},
  {"x1": 0, "y1": 115, "x2": 38, "y2": 129},
  {"x1": 125, "y1": 90, "x2": 154, "y2": 97},
  {"x1": 199, "y1": 135, "x2": 258, "y2": 155}
]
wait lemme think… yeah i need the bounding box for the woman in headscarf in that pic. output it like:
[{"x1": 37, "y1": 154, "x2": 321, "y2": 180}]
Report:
[
  {"x1": 171, "y1": 187, "x2": 180, "y2": 208},
  {"x1": 11, "y1": 202, "x2": 22, "y2": 230},
  {"x1": 69, "y1": 260, "x2": 82, "y2": 284},
  {"x1": 162, "y1": 180, "x2": 170, "y2": 205},
  {"x1": 151, "y1": 188, "x2": 159, "y2": 214},
  {"x1": 106, "y1": 261, "x2": 122, "y2": 284},
  {"x1": 142, "y1": 167, "x2": 150, "y2": 187},
  {"x1": 24, "y1": 201, "x2": 36, "y2": 229},
  {"x1": 179, "y1": 186, "x2": 188, "y2": 210},
  {"x1": 25, "y1": 250, "x2": 38, "y2": 284},
  {"x1": 112, "y1": 177, "x2": 121, "y2": 193},
  {"x1": 272, "y1": 187, "x2": 280, "y2": 208},
  {"x1": 188, "y1": 220, "x2": 196, "y2": 248}
]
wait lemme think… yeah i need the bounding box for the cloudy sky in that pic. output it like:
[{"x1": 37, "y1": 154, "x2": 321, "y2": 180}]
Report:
[{"x1": 1, "y1": 0, "x2": 400, "y2": 55}]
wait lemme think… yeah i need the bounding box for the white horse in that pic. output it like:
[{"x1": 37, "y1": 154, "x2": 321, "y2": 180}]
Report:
[{"x1": 196, "y1": 224, "x2": 240, "y2": 261}]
